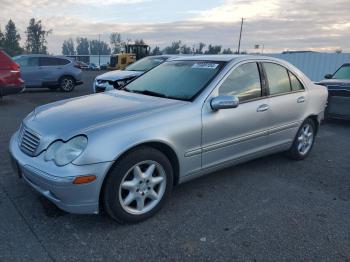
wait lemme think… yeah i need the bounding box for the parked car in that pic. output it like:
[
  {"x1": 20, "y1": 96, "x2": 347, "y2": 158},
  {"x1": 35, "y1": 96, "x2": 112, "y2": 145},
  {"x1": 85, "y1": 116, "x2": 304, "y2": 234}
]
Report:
[
  {"x1": 100, "y1": 64, "x2": 108, "y2": 70},
  {"x1": 76, "y1": 61, "x2": 89, "y2": 70},
  {"x1": 13, "y1": 55, "x2": 83, "y2": 92},
  {"x1": 88, "y1": 63, "x2": 100, "y2": 71},
  {"x1": 317, "y1": 63, "x2": 350, "y2": 120},
  {"x1": 0, "y1": 50, "x2": 24, "y2": 97},
  {"x1": 9, "y1": 55, "x2": 328, "y2": 223},
  {"x1": 93, "y1": 55, "x2": 175, "y2": 93}
]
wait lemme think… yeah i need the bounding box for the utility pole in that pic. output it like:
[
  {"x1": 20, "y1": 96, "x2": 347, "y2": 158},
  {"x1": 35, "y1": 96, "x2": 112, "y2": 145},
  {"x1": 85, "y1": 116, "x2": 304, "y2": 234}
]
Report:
[
  {"x1": 237, "y1": 18, "x2": 244, "y2": 54},
  {"x1": 98, "y1": 34, "x2": 101, "y2": 66}
]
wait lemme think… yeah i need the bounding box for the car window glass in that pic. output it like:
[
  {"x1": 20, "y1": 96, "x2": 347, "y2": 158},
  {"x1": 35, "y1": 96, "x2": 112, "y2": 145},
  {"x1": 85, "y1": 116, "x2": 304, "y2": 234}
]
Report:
[
  {"x1": 56, "y1": 58, "x2": 70, "y2": 65},
  {"x1": 14, "y1": 56, "x2": 39, "y2": 67},
  {"x1": 40, "y1": 57, "x2": 67, "y2": 66},
  {"x1": 125, "y1": 60, "x2": 224, "y2": 101},
  {"x1": 219, "y1": 62, "x2": 262, "y2": 102},
  {"x1": 125, "y1": 57, "x2": 167, "y2": 71},
  {"x1": 264, "y1": 63, "x2": 291, "y2": 95},
  {"x1": 332, "y1": 65, "x2": 350, "y2": 79},
  {"x1": 288, "y1": 71, "x2": 304, "y2": 91}
]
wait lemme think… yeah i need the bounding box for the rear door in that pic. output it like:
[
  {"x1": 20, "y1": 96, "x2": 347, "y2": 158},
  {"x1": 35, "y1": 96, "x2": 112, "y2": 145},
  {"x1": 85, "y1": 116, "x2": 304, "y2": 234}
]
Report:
[
  {"x1": 16, "y1": 57, "x2": 41, "y2": 86},
  {"x1": 201, "y1": 61, "x2": 271, "y2": 169},
  {"x1": 261, "y1": 62, "x2": 307, "y2": 148}
]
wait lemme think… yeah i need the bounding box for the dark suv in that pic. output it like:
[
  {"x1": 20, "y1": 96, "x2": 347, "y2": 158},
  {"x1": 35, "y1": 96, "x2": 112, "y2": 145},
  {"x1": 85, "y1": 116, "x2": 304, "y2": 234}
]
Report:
[
  {"x1": 317, "y1": 63, "x2": 350, "y2": 120},
  {"x1": 0, "y1": 50, "x2": 24, "y2": 97},
  {"x1": 13, "y1": 55, "x2": 83, "y2": 92}
]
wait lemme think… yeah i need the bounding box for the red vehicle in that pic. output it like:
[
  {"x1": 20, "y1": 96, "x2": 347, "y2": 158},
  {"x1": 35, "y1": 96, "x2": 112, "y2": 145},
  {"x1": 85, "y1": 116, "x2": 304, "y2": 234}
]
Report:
[{"x1": 0, "y1": 50, "x2": 24, "y2": 97}]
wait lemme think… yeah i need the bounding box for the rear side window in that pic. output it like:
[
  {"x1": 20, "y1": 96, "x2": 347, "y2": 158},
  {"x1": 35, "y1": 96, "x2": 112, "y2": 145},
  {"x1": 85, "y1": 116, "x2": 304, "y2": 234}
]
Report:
[
  {"x1": 219, "y1": 62, "x2": 262, "y2": 102},
  {"x1": 263, "y1": 63, "x2": 291, "y2": 95},
  {"x1": 40, "y1": 57, "x2": 70, "y2": 66},
  {"x1": 288, "y1": 71, "x2": 304, "y2": 91},
  {"x1": 14, "y1": 57, "x2": 39, "y2": 67}
]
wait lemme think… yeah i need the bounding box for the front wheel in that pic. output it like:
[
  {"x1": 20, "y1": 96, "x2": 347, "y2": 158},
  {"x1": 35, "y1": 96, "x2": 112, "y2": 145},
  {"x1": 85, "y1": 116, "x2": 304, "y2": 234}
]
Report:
[
  {"x1": 103, "y1": 147, "x2": 173, "y2": 223},
  {"x1": 59, "y1": 76, "x2": 75, "y2": 92},
  {"x1": 287, "y1": 118, "x2": 316, "y2": 160}
]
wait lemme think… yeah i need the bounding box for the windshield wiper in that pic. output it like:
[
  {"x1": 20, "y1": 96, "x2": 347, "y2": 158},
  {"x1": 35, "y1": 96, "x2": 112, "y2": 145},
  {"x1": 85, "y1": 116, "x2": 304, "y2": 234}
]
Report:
[{"x1": 129, "y1": 89, "x2": 168, "y2": 98}]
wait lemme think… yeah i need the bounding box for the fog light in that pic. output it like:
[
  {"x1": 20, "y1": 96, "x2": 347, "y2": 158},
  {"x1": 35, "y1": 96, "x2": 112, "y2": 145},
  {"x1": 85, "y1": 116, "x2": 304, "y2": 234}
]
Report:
[{"x1": 73, "y1": 175, "x2": 96, "y2": 184}]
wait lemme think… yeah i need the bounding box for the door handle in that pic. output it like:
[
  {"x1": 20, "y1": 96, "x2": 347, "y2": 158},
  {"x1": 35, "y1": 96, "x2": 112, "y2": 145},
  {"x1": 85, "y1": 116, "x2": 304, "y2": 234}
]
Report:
[
  {"x1": 297, "y1": 96, "x2": 305, "y2": 103},
  {"x1": 257, "y1": 104, "x2": 269, "y2": 112}
]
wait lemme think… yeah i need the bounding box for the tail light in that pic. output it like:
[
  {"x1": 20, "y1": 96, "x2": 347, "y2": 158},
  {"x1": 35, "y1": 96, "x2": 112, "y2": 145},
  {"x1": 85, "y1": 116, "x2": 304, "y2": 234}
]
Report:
[
  {"x1": 74, "y1": 62, "x2": 81, "y2": 69},
  {"x1": 10, "y1": 62, "x2": 20, "y2": 72}
]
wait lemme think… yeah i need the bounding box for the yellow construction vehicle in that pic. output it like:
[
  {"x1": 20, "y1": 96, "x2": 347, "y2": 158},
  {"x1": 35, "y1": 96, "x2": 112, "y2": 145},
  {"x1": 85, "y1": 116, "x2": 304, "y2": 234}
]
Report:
[
  {"x1": 108, "y1": 53, "x2": 136, "y2": 70},
  {"x1": 108, "y1": 44, "x2": 150, "y2": 70}
]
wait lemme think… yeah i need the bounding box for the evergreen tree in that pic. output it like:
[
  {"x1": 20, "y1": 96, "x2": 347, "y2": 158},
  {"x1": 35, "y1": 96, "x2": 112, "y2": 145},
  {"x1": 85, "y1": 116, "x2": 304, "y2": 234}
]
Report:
[
  {"x1": 4, "y1": 19, "x2": 23, "y2": 56},
  {"x1": 205, "y1": 44, "x2": 222, "y2": 54},
  {"x1": 76, "y1": 37, "x2": 90, "y2": 55},
  {"x1": 89, "y1": 40, "x2": 111, "y2": 55},
  {"x1": 62, "y1": 38, "x2": 75, "y2": 55},
  {"x1": 151, "y1": 46, "x2": 161, "y2": 55},
  {"x1": 222, "y1": 48, "x2": 233, "y2": 54},
  {"x1": 0, "y1": 28, "x2": 4, "y2": 48},
  {"x1": 163, "y1": 41, "x2": 181, "y2": 54}
]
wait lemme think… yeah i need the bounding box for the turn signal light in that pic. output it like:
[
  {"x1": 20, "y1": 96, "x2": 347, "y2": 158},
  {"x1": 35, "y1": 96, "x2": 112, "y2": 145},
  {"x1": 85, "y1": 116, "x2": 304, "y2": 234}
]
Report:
[{"x1": 73, "y1": 175, "x2": 96, "y2": 184}]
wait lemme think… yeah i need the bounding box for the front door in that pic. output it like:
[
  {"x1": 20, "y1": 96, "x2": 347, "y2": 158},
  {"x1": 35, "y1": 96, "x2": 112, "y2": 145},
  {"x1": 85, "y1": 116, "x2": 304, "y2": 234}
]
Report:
[{"x1": 201, "y1": 62, "x2": 271, "y2": 169}]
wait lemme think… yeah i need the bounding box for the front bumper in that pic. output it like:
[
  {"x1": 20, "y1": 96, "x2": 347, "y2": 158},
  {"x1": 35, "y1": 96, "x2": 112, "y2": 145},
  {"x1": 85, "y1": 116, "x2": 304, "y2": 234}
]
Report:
[{"x1": 9, "y1": 132, "x2": 112, "y2": 214}]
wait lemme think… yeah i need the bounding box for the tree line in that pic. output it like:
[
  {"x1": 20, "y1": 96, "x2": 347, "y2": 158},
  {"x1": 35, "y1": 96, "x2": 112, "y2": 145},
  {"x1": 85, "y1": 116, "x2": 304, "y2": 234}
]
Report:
[
  {"x1": 0, "y1": 19, "x2": 236, "y2": 57},
  {"x1": 62, "y1": 33, "x2": 236, "y2": 56},
  {"x1": 0, "y1": 19, "x2": 51, "y2": 56}
]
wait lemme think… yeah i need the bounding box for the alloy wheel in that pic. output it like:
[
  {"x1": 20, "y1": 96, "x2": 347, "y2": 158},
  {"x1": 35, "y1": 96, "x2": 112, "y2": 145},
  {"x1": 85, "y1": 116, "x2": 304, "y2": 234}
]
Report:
[
  {"x1": 297, "y1": 123, "x2": 314, "y2": 155},
  {"x1": 61, "y1": 78, "x2": 74, "y2": 91},
  {"x1": 118, "y1": 160, "x2": 167, "y2": 215}
]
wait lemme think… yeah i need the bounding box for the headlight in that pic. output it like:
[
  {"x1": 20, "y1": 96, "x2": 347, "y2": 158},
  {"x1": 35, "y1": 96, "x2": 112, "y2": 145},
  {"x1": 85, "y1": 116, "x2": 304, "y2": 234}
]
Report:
[{"x1": 44, "y1": 136, "x2": 88, "y2": 166}]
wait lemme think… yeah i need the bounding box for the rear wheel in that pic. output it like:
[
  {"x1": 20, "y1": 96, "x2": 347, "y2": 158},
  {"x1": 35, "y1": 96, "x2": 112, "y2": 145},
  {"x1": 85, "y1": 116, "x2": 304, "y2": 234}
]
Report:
[
  {"x1": 103, "y1": 147, "x2": 173, "y2": 223},
  {"x1": 287, "y1": 118, "x2": 316, "y2": 160},
  {"x1": 59, "y1": 76, "x2": 75, "y2": 92}
]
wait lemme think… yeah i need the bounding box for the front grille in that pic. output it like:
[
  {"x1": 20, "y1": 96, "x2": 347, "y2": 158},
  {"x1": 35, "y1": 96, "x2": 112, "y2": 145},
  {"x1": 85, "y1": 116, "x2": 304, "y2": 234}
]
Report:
[{"x1": 19, "y1": 125, "x2": 41, "y2": 156}]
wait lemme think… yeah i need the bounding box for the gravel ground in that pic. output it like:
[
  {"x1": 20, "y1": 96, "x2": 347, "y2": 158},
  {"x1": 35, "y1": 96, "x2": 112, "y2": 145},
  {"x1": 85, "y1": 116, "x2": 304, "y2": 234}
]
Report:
[{"x1": 0, "y1": 71, "x2": 349, "y2": 262}]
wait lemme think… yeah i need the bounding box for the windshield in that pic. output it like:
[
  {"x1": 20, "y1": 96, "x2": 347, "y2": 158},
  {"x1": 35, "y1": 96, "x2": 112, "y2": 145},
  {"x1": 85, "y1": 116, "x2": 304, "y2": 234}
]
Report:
[
  {"x1": 125, "y1": 60, "x2": 224, "y2": 101},
  {"x1": 333, "y1": 65, "x2": 350, "y2": 79},
  {"x1": 125, "y1": 56, "x2": 167, "y2": 71}
]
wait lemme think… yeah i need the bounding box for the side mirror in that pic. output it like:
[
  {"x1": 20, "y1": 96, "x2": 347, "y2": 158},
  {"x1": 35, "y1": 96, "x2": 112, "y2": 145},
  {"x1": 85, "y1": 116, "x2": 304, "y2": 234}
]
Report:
[
  {"x1": 324, "y1": 74, "x2": 333, "y2": 79},
  {"x1": 210, "y1": 95, "x2": 239, "y2": 111}
]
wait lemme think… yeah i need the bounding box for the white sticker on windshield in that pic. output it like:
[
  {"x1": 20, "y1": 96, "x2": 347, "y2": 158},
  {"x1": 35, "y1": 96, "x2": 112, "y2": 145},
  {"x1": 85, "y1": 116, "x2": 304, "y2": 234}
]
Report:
[{"x1": 192, "y1": 63, "x2": 219, "y2": 69}]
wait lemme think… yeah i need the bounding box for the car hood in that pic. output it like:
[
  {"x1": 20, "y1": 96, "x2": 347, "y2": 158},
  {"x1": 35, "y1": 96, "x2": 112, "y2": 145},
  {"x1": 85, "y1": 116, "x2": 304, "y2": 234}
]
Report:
[
  {"x1": 25, "y1": 90, "x2": 186, "y2": 141},
  {"x1": 96, "y1": 70, "x2": 144, "y2": 81}
]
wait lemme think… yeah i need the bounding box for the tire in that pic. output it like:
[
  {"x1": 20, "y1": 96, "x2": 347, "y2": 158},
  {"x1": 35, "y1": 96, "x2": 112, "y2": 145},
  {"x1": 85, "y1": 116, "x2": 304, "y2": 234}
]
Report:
[
  {"x1": 59, "y1": 76, "x2": 75, "y2": 92},
  {"x1": 287, "y1": 118, "x2": 316, "y2": 160},
  {"x1": 103, "y1": 147, "x2": 173, "y2": 223}
]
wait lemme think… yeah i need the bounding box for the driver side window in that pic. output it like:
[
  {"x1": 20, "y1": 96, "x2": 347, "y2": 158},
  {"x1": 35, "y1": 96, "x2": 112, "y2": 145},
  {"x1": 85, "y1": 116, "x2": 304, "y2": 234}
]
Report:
[{"x1": 219, "y1": 62, "x2": 262, "y2": 103}]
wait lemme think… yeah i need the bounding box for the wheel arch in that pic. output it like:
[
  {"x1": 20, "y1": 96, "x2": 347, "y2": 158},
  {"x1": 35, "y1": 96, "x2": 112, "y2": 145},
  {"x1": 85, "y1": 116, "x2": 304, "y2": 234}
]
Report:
[
  {"x1": 98, "y1": 141, "x2": 181, "y2": 212},
  {"x1": 58, "y1": 74, "x2": 77, "y2": 83},
  {"x1": 307, "y1": 114, "x2": 320, "y2": 135}
]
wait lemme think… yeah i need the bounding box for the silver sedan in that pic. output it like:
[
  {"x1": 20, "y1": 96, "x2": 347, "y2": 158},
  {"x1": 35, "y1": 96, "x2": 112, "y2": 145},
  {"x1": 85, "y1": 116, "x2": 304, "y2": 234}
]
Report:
[{"x1": 9, "y1": 55, "x2": 328, "y2": 223}]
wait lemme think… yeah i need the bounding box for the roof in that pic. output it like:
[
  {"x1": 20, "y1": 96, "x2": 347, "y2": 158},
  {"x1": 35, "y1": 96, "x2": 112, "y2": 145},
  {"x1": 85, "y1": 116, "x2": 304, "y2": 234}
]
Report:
[{"x1": 172, "y1": 54, "x2": 278, "y2": 62}]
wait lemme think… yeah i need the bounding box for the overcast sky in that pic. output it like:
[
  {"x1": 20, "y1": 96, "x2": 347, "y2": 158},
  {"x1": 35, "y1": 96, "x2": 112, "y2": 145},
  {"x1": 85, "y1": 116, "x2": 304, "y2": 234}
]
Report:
[{"x1": 0, "y1": 0, "x2": 349, "y2": 54}]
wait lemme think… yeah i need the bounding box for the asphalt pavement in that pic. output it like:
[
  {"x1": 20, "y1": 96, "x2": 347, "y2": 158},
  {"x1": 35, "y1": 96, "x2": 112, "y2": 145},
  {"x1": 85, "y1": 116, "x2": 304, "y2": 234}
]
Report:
[{"x1": 0, "y1": 71, "x2": 349, "y2": 262}]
